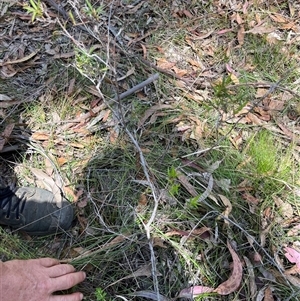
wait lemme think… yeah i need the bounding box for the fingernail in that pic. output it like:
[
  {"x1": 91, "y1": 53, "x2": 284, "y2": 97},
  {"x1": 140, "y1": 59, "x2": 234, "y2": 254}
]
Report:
[{"x1": 80, "y1": 293, "x2": 84, "y2": 300}]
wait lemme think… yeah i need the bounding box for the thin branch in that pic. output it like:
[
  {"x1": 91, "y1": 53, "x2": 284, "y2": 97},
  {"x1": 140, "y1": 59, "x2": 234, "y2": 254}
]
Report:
[
  {"x1": 227, "y1": 82, "x2": 300, "y2": 98},
  {"x1": 109, "y1": 69, "x2": 161, "y2": 300},
  {"x1": 117, "y1": 73, "x2": 159, "y2": 100}
]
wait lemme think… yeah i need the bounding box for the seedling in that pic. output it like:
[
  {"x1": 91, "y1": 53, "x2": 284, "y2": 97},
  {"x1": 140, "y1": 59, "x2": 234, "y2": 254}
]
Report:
[
  {"x1": 212, "y1": 75, "x2": 233, "y2": 113},
  {"x1": 23, "y1": 0, "x2": 43, "y2": 22},
  {"x1": 167, "y1": 166, "x2": 180, "y2": 196},
  {"x1": 95, "y1": 288, "x2": 110, "y2": 301},
  {"x1": 84, "y1": 0, "x2": 104, "y2": 20}
]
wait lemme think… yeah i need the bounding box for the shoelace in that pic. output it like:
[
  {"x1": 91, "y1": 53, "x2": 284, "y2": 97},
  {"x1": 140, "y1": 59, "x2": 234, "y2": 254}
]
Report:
[{"x1": 0, "y1": 187, "x2": 26, "y2": 219}]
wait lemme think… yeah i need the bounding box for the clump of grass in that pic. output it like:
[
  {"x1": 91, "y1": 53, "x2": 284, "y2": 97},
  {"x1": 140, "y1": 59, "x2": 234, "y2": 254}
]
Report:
[
  {"x1": 248, "y1": 130, "x2": 278, "y2": 175},
  {"x1": 0, "y1": 229, "x2": 30, "y2": 260},
  {"x1": 23, "y1": 0, "x2": 43, "y2": 22},
  {"x1": 244, "y1": 130, "x2": 294, "y2": 197}
]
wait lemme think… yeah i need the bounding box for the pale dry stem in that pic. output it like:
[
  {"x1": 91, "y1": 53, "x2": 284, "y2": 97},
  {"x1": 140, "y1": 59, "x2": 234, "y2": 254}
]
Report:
[{"x1": 58, "y1": 19, "x2": 163, "y2": 299}]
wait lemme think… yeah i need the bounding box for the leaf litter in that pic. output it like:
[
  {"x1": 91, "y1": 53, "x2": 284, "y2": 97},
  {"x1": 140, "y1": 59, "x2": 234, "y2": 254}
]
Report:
[{"x1": 1, "y1": 0, "x2": 300, "y2": 300}]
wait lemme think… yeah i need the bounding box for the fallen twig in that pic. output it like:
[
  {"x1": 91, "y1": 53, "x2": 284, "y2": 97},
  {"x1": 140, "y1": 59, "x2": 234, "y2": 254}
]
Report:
[
  {"x1": 138, "y1": 57, "x2": 210, "y2": 89},
  {"x1": 227, "y1": 82, "x2": 300, "y2": 98},
  {"x1": 99, "y1": 70, "x2": 162, "y2": 300},
  {"x1": 62, "y1": 73, "x2": 160, "y2": 130},
  {"x1": 117, "y1": 73, "x2": 159, "y2": 100}
]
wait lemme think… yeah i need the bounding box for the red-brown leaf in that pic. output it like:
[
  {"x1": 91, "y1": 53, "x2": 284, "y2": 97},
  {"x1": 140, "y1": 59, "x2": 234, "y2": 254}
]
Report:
[{"x1": 214, "y1": 241, "x2": 243, "y2": 295}]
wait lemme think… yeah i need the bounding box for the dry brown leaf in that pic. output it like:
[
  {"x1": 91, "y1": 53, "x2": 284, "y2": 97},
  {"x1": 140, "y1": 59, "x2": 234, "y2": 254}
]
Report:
[
  {"x1": 268, "y1": 99, "x2": 285, "y2": 111},
  {"x1": 72, "y1": 247, "x2": 89, "y2": 255},
  {"x1": 235, "y1": 13, "x2": 243, "y2": 24},
  {"x1": 152, "y1": 237, "x2": 167, "y2": 248},
  {"x1": 62, "y1": 233, "x2": 129, "y2": 263},
  {"x1": 219, "y1": 194, "x2": 232, "y2": 224},
  {"x1": 287, "y1": 224, "x2": 300, "y2": 236},
  {"x1": 135, "y1": 193, "x2": 148, "y2": 213},
  {"x1": 229, "y1": 132, "x2": 243, "y2": 149},
  {"x1": 214, "y1": 241, "x2": 243, "y2": 295},
  {"x1": 269, "y1": 14, "x2": 288, "y2": 23},
  {"x1": 57, "y1": 157, "x2": 68, "y2": 166},
  {"x1": 67, "y1": 78, "x2": 76, "y2": 96},
  {"x1": 29, "y1": 167, "x2": 63, "y2": 208},
  {"x1": 242, "y1": 192, "x2": 259, "y2": 213},
  {"x1": 266, "y1": 32, "x2": 283, "y2": 44},
  {"x1": 285, "y1": 265, "x2": 300, "y2": 275},
  {"x1": 190, "y1": 30, "x2": 214, "y2": 40},
  {"x1": 284, "y1": 274, "x2": 300, "y2": 288},
  {"x1": 243, "y1": 256, "x2": 257, "y2": 300},
  {"x1": 252, "y1": 251, "x2": 263, "y2": 263},
  {"x1": 190, "y1": 124, "x2": 204, "y2": 142},
  {"x1": 0, "y1": 139, "x2": 5, "y2": 152},
  {"x1": 255, "y1": 88, "x2": 269, "y2": 98},
  {"x1": 175, "y1": 80, "x2": 186, "y2": 88},
  {"x1": 32, "y1": 132, "x2": 49, "y2": 141},
  {"x1": 0, "y1": 97, "x2": 24, "y2": 107},
  {"x1": 273, "y1": 196, "x2": 293, "y2": 218},
  {"x1": 264, "y1": 286, "x2": 275, "y2": 301},
  {"x1": 44, "y1": 157, "x2": 54, "y2": 176},
  {"x1": 117, "y1": 67, "x2": 135, "y2": 81},
  {"x1": 284, "y1": 246, "x2": 300, "y2": 269},
  {"x1": 182, "y1": 9, "x2": 193, "y2": 18},
  {"x1": 106, "y1": 264, "x2": 160, "y2": 288},
  {"x1": 63, "y1": 186, "x2": 78, "y2": 202},
  {"x1": 156, "y1": 58, "x2": 176, "y2": 69},
  {"x1": 89, "y1": 97, "x2": 101, "y2": 108},
  {"x1": 246, "y1": 25, "x2": 276, "y2": 34},
  {"x1": 109, "y1": 129, "x2": 119, "y2": 144},
  {"x1": 0, "y1": 94, "x2": 12, "y2": 101},
  {"x1": 1, "y1": 123, "x2": 14, "y2": 139},
  {"x1": 247, "y1": 112, "x2": 263, "y2": 125},
  {"x1": 0, "y1": 123, "x2": 14, "y2": 151},
  {"x1": 0, "y1": 48, "x2": 40, "y2": 66},
  {"x1": 165, "y1": 229, "x2": 190, "y2": 237},
  {"x1": 260, "y1": 224, "x2": 272, "y2": 248},
  {"x1": 165, "y1": 226, "x2": 211, "y2": 240},
  {"x1": 69, "y1": 142, "x2": 85, "y2": 148},
  {"x1": 229, "y1": 73, "x2": 239, "y2": 84},
  {"x1": 176, "y1": 122, "x2": 191, "y2": 132},
  {"x1": 77, "y1": 197, "x2": 88, "y2": 208},
  {"x1": 191, "y1": 227, "x2": 211, "y2": 238},
  {"x1": 253, "y1": 107, "x2": 271, "y2": 121},
  {"x1": 171, "y1": 66, "x2": 188, "y2": 77},
  {"x1": 140, "y1": 43, "x2": 147, "y2": 59},
  {"x1": 280, "y1": 22, "x2": 299, "y2": 31},
  {"x1": 176, "y1": 171, "x2": 197, "y2": 197},
  {"x1": 184, "y1": 92, "x2": 205, "y2": 103},
  {"x1": 187, "y1": 58, "x2": 202, "y2": 68},
  {"x1": 178, "y1": 286, "x2": 214, "y2": 298},
  {"x1": 237, "y1": 25, "x2": 245, "y2": 46},
  {"x1": 217, "y1": 28, "x2": 234, "y2": 35},
  {"x1": 138, "y1": 104, "x2": 173, "y2": 127},
  {"x1": 276, "y1": 122, "x2": 295, "y2": 140}
]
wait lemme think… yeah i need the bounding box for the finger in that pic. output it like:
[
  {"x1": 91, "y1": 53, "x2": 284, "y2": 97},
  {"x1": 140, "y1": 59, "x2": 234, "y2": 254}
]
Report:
[
  {"x1": 36, "y1": 258, "x2": 60, "y2": 267},
  {"x1": 51, "y1": 271, "x2": 86, "y2": 291},
  {"x1": 48, "y1": 264, "x2": 76, "y2": 278},
  {"x1": 50, "y1": 292, "x2": 84, "y2": 301}
]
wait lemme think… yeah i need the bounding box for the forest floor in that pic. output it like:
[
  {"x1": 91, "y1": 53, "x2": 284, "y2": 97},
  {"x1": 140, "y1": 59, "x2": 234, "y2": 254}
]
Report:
[{"x1": 1, "y1": 1, "x2": 300, "y2": 300}]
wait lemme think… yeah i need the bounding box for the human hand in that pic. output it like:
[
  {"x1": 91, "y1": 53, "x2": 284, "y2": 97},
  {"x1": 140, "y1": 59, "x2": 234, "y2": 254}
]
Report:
[{"x1": 0, "y1": 257, "x2": 86, "y2": 301}]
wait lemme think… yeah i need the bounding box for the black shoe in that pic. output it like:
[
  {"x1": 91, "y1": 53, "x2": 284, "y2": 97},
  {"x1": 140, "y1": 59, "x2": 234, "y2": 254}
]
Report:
[{"x1": 0, "y1": 186, "x2": 73, "y2": 235}]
